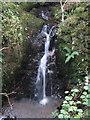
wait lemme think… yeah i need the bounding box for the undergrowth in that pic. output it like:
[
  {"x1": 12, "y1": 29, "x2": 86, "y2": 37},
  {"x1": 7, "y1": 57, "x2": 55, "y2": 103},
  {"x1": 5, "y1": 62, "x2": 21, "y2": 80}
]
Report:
[{"x1": 52, "y1": 76, "x2": 90, "y2": 118}]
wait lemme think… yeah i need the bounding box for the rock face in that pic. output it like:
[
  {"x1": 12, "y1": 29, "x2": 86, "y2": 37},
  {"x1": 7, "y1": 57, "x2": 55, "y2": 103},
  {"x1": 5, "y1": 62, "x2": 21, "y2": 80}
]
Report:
[
  {"x1": 2, "y1": 2, "x2": 45, "y2": 96},
  {"x1": 15, "y1": 24, "x2": 62, "y2": 100},
  {"x1": 13, "y1": 6, "x2": 65, "y2": 100}
]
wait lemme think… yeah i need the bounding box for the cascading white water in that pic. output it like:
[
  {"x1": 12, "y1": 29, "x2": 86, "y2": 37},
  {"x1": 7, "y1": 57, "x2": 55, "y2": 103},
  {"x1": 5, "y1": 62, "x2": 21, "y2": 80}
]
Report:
[{"x1": 36, "y1": 25, "x2": 55, "y2": 105}]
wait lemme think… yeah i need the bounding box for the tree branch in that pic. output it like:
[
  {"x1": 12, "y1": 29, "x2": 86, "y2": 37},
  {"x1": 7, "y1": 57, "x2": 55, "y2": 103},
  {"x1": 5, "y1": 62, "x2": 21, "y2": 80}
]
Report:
[
  {"x1": 60, "y1": 0, "x2": 68, "y2": 23},
  {"x1": 63, "y1": 0, "x2": 68, "y2": 8},
  {"x1": 0, "y1": 92, "x2": 16, "y2": 110}
]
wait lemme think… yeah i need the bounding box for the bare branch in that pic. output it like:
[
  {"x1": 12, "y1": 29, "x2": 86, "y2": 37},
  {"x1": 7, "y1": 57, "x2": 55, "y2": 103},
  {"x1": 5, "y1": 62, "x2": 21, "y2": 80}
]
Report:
[
  {"x1": 63, "y1": 0, "x2": 68, "y2": 8},
  {"x1": 60, "y1": 0, "x2": 68, "y2": 23},
  {"x1": 0, "y1": 92, "x2": 16, "y2": 110}
]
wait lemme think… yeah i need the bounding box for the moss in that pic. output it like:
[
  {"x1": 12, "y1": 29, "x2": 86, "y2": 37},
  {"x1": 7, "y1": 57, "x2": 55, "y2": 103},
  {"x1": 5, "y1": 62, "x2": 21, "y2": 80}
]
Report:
[
  {"x1": 2, "y1": 3, "x2": 45, "y2": 93},
  {"x1": 20, "y1": 11, "x2": 44, "y2": 32},
  {"x1": 20, "y1": 2, "x2": 45, "y2": 11},
  {"x1": 20, "y1": 3, "x2": 37, "y2": 11}
]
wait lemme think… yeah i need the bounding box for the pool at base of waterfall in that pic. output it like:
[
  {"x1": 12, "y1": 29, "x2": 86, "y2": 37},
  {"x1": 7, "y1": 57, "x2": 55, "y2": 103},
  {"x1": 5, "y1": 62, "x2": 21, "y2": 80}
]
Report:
[{"x1": 2, "y1": 97, "x2": 63, "y2": 118}]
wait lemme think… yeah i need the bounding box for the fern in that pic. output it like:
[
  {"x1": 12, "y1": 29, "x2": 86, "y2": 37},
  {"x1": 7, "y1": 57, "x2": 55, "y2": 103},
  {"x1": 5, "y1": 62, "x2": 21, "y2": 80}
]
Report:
[{"x1": 64, "y1": 47, "x2": 79, "y2": 63}]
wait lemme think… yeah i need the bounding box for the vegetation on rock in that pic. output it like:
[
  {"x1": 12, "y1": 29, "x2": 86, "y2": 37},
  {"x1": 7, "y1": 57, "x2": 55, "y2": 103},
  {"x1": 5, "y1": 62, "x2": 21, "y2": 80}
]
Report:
[
  {"x1": 0, "y1": 1, "x2": 89, "y2": 119},
  {"x1": 1, "y1": 2, "x2": 24, "y2": 93},
  {"x1": 1, "y1": 2, "x2": 44, "y2": 94},
  {"x1": 52, "y1": 2, "x2": 89, "y2": 119}
]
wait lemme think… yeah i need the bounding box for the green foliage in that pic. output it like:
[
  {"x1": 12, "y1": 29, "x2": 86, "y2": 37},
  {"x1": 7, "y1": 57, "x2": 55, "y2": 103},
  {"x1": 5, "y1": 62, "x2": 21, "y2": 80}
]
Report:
[
  {"x1": 52, "y1": 76, "x2": 90, "y2": 118},
  {"x1": 1, "y1": 2, "x2": 24, "y2": 92},
  {"x1": 20, "y1": 2, "x2": 37, "y2": 11},
  {"x1": 51, "y1": 5, "x2": 69, "y2": 22},
  {"x1": 64, "y1": 47, "x2": 79, "y2": 63},
  {"x1": 1, "y1": 2, "x2": 44, "y2": 93},
  {"x1": 52, "y1": 2, "x2": 89, "y2": 119},
  {"x1": 20, "y1": 1, "x2": 46, "y2": 11},
  {"x1": 52, "y1": 110, "x2": 58, "y2": 118},
  {"x1": 58, "y1": 2, "x2": 89, "y2": 77},
  {"x1": 2, "y1": 2, "x2": 23, "y2": 46},
  {"x1": 53, "y1": 7, "x2": 62, "y2": 21},
  {"x1": 81, "y1": 76, "x2": 90, "y2": 107}
]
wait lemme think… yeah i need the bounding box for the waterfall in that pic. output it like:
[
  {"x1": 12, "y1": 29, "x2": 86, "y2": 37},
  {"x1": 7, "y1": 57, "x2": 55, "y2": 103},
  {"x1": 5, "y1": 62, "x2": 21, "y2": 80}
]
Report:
[{"x1": 36, "y1": 25, "x2": 56, "y2": 105}]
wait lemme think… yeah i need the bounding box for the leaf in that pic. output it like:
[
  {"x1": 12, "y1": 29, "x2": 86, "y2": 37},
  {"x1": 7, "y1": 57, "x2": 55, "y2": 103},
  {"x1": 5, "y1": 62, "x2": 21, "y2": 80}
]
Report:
[
  {"x1": 84, "y1": 86, "x2": 88, "y2": 90},
  {"x1": 71, "y1": 51, "x2": 79, "y2": 56},
  {"x1": 83, "y1": 92, "x2": 87, "y2": 95},
  {"x1": 52, "y1": 111, "x2": 58, "y2": 118},
  {"x1": 64, "y1": 47, "x2": 71, "y2": 53},
  {"x1": 72, "y1": 92, "x2": 76, "y2": 97},
  {"x1": 71, "y1": 89, "x2": 79, "y2": 93},
  {"x1": 74, "y1": 112, "x2": 83, "y2": 118},
  {"x1": 85, "y1": 82, "x2": 88, "y2": 85},
  {"x1": 60, "y1": 110, "x2": 68, "y2": 114},
  {"x1": 68, "y1": 107, "x2": 73, "y2": 112},
  {"x1": 77, "y1": 109, "x2": 83, "y2": 113},
  {"x1": 63, "y1": 100, "x2": 68, "y2": 104},
  {"x1": 88, "y1": 85, "x2": 90, "y2": 91},
  {"x1": 71, "y1": 106, "x2": 77, "y2": 111},
  {"x1": 78, "y1": 112, "x2": 83, "y2": 117},
  {"x1": 87, "y1": 99, "x2": 90, "y2": 106},
  {"x1": 71, "y1": 54, "x2": 75, "y2": 58},
  {"x1": 65, "y1": 96, "x2": 72, "y2": 101},
  {"x1": 69, "y1": 101, "x2": 75, "y2": 105},
  {"x1": 83, "y1": 101, "x2": 88, "y2": 106},
  {"x1": 65, "y1": 56, "x2": 72, "y2": 63},
  {"x1": 58, "y1": 114, "x2": 64, "y2": 118},
  {"x1": 76, "y1": 101, "x2": 81, "y2": 104},
  {"x1": 74, "y1": 114, "x2": 81, "y2": 118},
  {"x1": 86, "y1": 94, "x2": 90, "y2": 99},
  {"x1": 66, "y1": 53, "x2": 69, "y2": 56},
  {"x1": 80, "y1": 95, "x2": 85, "y2": 99},
  {"x1": 65, "y1": 91, "x2": 69, "y2": 94},
  {"x1": 62, "y1": 103, "x2": 70, "y2": 108},
  {"x1": 64, "y1": 115, "x2": 70, "y2": 118}
]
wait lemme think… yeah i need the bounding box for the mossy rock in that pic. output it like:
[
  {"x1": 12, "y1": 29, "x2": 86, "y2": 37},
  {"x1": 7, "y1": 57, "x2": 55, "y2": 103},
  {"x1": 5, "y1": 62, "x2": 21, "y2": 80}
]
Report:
[
  {"x1": 19, "y1": 10, "x2": 44, "y2": 35},
  {"x1": 2, "y1": 3, "x2": 45, "y2": 93},
  {"x1": 20, "y1": 2, "x2": 45, "y2": 11},
  {"x1": 20, "y1": 3, "x2": 38, "y2": 11}
]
